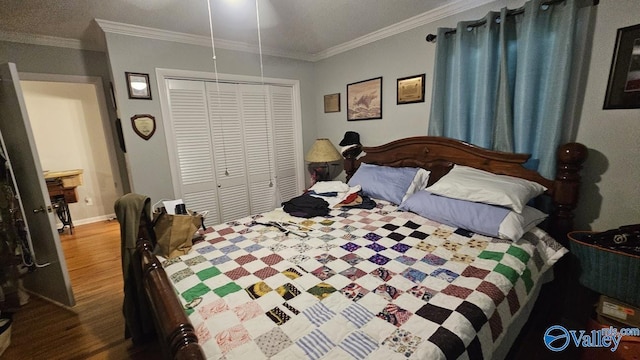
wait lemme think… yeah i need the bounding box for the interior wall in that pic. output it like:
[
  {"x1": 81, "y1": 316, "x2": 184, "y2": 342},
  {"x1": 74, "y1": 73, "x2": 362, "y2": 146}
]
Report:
[
  {"x1": 102, "y1": 32, "x2": 316, "y2": 204},
  {"x1": 314, "y1": 0, "x2": 639, "y2": 231},
  {"x1": 572, "y1": 0, "x2": 640, "y2": 230},
  {"x1": 313, "y1": 2, "x2": 511, "y2": 159},
  {"x1": 21, "y1": 80, "x2": 120, "y2": 224}
]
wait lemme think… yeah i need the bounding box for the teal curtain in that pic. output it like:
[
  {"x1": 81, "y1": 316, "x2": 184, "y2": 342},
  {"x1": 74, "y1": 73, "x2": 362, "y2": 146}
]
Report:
[{"x1": 428, "y1": 0, "x2": 582, "y2": 178}]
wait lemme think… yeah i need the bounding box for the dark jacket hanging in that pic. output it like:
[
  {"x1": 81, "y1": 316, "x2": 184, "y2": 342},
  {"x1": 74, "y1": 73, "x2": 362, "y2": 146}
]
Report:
[{"x1": 114, "y1": 193, "x2": 156, "y2": 344}]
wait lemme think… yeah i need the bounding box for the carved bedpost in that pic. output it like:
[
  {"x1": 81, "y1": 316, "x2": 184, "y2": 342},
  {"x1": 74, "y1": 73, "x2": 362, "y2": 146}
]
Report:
[
  {"x1": 137, "y1": 240, "x2": 205, "y2": 359},
  {"x1": 550, "y1": 142, "x2": 588, "y2": 243}
]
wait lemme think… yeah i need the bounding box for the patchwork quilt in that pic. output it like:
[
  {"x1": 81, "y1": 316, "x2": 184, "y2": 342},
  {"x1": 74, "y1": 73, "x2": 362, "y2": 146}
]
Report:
[{"x1": 161, "y1": 201, "x2": 567, "y2": 359}]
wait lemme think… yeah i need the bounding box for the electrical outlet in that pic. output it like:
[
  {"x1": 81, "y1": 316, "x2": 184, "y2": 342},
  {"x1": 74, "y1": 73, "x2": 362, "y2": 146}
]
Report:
[{"x1": 85, "y1": 197, "x2": 93, "y2": 206}]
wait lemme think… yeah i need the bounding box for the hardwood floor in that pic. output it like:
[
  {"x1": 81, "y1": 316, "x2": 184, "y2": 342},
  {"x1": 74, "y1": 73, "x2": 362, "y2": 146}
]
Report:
[{"x1": 2, "y1": 220, "x2": 161, "y2": 359}]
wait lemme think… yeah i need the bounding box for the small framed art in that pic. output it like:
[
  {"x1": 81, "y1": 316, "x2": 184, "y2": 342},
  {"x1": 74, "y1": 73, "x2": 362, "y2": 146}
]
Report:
[
  {"x1": 126, "y1": 72, "x2": 152, "y2": 100},
  {"x1": 347, "y1": 77, "x2": 382, "y2": 121},
  {"x1": 397, "y1": 74, "x2": 425, "y2": 104},
  {"x1": 604, "y1": 24, "x2": 640, "y2": 109},
  {"x1": 324, "y1": 93, "x2": 340, "y2": 113}
]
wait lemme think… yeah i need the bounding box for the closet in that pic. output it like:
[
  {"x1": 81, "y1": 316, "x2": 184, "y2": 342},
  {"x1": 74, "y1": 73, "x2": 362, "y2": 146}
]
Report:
[{"x1": 164, "y1": 78, "x2": 302, "y2": 224}]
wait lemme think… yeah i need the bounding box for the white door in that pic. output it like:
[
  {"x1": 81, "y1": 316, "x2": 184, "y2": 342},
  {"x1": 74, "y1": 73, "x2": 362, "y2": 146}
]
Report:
[
  {"x1": 166, "y1": 79, "x2": 221, "y2": 224},
  {"x1": 270, "y1": 85, "x2": 299, "y2": 203},
  {"x1": 0, "y1": 63, "x2": 74, "y2": 306},
  {"x1": 239, "y1": 84, "x2": 278, "y2": 215},
  {"x1": 163, "y1": 76, "x2": 303, "y2": 224},
  {"x1": 206, "y1": 82, "x2": 250, "y2": 222}
]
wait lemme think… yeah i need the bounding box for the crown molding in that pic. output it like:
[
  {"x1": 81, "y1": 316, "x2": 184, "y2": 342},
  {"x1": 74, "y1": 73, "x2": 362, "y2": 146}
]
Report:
[
  {"x1": 95, "y1": 19, "x2": 315, "y2": 62},
  {"x1": 0, "y1": 30, "x2": 103, "y2": 52},
  {"x1": 313, "y1": 0, "x2": 496, "y2": 60},
  {"x1": 96, "y1": 0, "x2": 494, "y2": 63},
  {"x1": 1, "y1": 0, "x2": 494, "y2": 62}
]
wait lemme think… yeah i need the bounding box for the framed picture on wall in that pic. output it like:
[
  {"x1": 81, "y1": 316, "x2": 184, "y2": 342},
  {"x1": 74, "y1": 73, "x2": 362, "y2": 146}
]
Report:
[
  {"x1": 604, "y1": 24, "x2": 640, "y2": 109},
  {"x1": 347, "y1": 77, "x2": 382, "y2": 121},
  {"x1": 397, "y1": 74, "x2": 425, "y2": 104},
  {"x1": 324, "y1": 93, "x2": 340, "y2": 113},
  {"x1": 125, "y1": 72, "x2": 152, "y2": 100}
]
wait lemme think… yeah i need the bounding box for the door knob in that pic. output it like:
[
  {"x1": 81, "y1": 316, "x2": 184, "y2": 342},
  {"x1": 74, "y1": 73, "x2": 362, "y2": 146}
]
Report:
[{"x1": 33, "y1": 206, "x2": 52, "y2": 214}]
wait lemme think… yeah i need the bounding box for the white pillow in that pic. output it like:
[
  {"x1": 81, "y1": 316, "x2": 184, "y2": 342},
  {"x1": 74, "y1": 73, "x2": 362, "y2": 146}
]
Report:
[
  {"x1": 405, "y1": 168, "x2": 430, "y2": 202},
  {"x1": 426, "y1": 164, "x2": 547, "y2": 213},
  {"x1": 309, "y1": 181, "x2": 350, "y2": 193},
  {"x1": 499, "y1": 206, "x2": 548, "y2": 241}
]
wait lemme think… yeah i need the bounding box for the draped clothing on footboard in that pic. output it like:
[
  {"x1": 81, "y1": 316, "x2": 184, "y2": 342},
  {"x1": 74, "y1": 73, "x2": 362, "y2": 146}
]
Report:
[{"x1": 159, "y1": 200, "x2": 566, "y2": 359}]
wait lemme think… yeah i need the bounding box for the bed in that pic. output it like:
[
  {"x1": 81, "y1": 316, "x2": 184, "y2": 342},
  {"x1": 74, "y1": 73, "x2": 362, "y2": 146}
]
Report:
[{"x1": 132, "y1": 136, "x2": 587, "y2": 360}]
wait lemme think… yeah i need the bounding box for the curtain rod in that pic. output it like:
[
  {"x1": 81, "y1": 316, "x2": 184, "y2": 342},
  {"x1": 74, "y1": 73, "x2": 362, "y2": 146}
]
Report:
[{"x1": 425, "y1": 0, "x2": 599, "y2": 43}]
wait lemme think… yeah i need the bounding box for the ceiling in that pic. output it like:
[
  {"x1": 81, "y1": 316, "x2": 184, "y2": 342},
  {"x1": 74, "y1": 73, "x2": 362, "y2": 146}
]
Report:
[{"x1": 0, "y1": 0, "x2": 491, "y2": 60}]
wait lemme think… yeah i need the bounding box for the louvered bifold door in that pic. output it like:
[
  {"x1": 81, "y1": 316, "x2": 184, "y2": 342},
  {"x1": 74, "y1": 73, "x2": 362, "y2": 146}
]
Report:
[
  {"x1": 238, "y1": 84, "x2": 277, "y2": 215},
  {"x1": 166, "y1": 79, "x2": 220, "y2": 224},
  {"x1": 205, "y1": 82, "x2": 250, "y2": 222},
  {"x1": 269, "y1": 85, "x2": 300, "y2": 203}
]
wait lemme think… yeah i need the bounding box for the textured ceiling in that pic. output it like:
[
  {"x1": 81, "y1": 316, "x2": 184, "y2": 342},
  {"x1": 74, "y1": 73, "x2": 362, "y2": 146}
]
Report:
[{"x1": 0, "y1": 0, "x2": 478, "y2": 56}]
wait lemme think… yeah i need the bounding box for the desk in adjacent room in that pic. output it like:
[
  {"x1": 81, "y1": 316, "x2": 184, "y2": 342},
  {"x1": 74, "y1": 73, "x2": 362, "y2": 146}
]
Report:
[{"x1": 44, "y1": 169, "x2": 83, "y2": 234}]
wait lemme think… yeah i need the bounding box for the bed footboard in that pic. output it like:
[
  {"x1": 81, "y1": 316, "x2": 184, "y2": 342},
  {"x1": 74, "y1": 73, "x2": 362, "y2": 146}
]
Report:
[{"x1": 137, "y1": 239, "x2": 205, "y2": 360}]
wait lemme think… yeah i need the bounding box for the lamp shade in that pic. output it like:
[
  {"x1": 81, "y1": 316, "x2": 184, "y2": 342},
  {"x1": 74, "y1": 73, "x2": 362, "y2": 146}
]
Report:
[{"x1": 305, "y1": 138, "x2": 342, "y2": 163}]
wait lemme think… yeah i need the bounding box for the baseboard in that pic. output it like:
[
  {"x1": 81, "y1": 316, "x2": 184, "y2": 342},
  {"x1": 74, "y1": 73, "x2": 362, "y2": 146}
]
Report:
[{"x1": 58, "y1": 213, "x2": 117, "y2": 227}]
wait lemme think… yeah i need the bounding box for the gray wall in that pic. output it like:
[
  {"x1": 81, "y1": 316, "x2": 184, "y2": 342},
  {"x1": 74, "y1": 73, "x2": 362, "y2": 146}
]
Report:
[
  {"x1": 0, "y1": 41, "x2": 108, "y2": 76},
  {"x1": 312, "y1": 2, "x2": 504, "y2": 153},
  {"x1": 103, "y1": 33, "x2": 316, "y2": 204},
  {"x1": 313, "y1": 0, "x2": 640, "y2": 231},
  {"x1": 571, "y1": 0, "x2": 640, "y2": 230}
]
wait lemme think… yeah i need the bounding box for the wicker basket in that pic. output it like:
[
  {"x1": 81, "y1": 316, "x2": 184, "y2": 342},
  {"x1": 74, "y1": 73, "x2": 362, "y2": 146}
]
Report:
[{"x1": 568, "y1": 231, "x2": 640, "y2": 307}]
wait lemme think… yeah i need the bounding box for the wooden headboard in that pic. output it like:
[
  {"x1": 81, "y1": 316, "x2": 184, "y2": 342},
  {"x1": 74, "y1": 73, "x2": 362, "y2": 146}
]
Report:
[{"x1": 343, "y1": 136, "x2": 587, "y2": 243}]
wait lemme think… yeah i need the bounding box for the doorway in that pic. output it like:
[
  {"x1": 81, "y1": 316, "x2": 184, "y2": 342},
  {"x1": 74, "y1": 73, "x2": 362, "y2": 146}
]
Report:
[
  {"x1": 19, "y1": 76, "x2": 125, "y2": 227},
  {"x1": 15, "y1": 74, "x2": 128, "y2": 307}
]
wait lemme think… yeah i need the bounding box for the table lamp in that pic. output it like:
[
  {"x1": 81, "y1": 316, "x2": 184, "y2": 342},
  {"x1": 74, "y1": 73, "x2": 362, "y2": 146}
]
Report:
[{"x1": 305, "y1": 138, "x2": 342, "y2": 184}]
